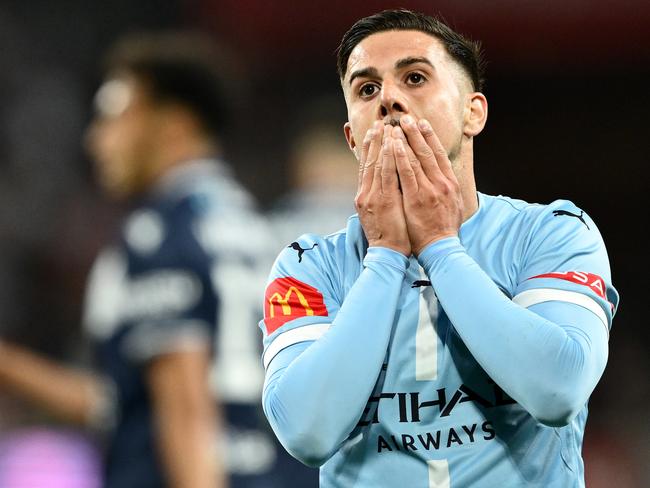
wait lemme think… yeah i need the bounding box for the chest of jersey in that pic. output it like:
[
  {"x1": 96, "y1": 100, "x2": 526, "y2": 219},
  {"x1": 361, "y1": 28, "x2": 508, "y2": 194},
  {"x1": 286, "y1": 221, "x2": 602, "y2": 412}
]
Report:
[{"x1": 358, "y1": 262, "x2": 516, "y2": 437}]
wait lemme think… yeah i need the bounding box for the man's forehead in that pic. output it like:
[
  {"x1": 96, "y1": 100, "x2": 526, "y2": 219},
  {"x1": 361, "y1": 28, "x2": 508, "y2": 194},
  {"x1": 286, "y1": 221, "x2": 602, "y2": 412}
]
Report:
[{"x1": 346, "y1": 30, "x2": 447, "y2": 79}]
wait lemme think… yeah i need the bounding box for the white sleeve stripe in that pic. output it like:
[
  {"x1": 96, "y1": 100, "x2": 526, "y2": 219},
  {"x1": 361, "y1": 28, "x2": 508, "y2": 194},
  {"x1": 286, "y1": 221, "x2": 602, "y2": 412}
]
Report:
[
  {"x1": 263, "y1": 324, "x2": 331, "y2": 369},
  {"x1": 513, "y1": 288, "x2": 608, "y2": 331}
]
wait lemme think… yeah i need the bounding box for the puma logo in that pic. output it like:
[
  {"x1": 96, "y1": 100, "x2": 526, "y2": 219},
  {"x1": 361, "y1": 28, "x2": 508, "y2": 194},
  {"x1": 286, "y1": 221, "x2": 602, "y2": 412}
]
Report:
[
  {"x1": 552, "y1": 210, "x2": 589, "y2": 230},
  {"x1": 411, "y1": 280, "x2": 432, "y2": 288},
  {"x1": 288, "y1": 242, "x2": 318, "y2": 263}
]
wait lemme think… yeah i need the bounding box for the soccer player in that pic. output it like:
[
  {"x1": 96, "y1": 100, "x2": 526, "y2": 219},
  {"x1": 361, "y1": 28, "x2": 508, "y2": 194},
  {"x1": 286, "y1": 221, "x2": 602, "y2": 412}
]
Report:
[
  {"x1": 260, "y1": 9, "x2": 618, "y2": 487},
  {"x1": 0, "y1": 32, "x2": 292, "y2": 488}
]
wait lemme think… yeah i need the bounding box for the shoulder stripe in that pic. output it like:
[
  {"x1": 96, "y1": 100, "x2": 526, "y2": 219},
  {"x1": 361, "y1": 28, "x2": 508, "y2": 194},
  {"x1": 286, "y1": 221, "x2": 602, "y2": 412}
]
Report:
[
  {"x1": 263, "y1": 324, "x2": 331, "y2": 369},
  {"x1": 513, "y1": 288, "x2": 608, "y2": 331}
]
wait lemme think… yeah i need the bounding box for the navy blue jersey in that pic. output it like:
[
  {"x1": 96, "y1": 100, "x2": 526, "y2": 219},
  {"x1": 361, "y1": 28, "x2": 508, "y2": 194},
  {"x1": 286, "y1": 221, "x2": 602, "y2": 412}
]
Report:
[{"x1": 83, "y1": 160, "x2": 317, "y2": 487}]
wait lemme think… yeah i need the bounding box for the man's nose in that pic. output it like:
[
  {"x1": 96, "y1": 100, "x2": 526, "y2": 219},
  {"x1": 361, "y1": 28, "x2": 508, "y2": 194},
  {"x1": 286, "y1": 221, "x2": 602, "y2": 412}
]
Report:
[{"x1": 379, "y1": 81, "x2": 408, "y2": 120}]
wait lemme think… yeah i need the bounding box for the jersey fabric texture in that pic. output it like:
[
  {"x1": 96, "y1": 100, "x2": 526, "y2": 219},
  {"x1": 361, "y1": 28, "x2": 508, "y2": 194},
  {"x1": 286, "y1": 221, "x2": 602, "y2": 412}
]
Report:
[
  {"x1": 260, "y1": 192, "x2": 618, "y2": 488},
  {"x1": 83, "y1": 160, "x2": 316, "y2": 487}
]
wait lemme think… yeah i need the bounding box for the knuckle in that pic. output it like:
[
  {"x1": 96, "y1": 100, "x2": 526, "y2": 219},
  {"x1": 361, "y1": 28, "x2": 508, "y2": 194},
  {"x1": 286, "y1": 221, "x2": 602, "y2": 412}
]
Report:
[
  {"x1": 440, "y1": 181, "x2": 454, "y2": 195},
  {"x1": 402, "y1": 168, "x2": 415, "y2": 179},
  {"x1": 434, "y1": 147, "x2": 448, "y2": 159},
  {"x1": 420, "y1": 147, "x2": 435, "y2": 159}
]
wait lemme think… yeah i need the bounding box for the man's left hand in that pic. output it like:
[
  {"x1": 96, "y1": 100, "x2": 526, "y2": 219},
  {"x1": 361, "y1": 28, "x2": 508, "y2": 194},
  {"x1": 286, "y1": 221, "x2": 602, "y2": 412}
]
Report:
[{"x1": 393, "y1": 115, "x2": 464, "y2": 255}]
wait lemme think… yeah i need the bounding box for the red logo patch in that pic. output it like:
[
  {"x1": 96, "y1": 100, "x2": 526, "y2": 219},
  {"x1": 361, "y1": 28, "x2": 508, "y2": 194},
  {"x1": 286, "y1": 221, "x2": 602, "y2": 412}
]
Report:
[
  {"x1": 263, "y1": 277, "x2": 328, "y2": 334},
  {"x1": 529, "y1": 271, "x2": 606, "y2": 299}
]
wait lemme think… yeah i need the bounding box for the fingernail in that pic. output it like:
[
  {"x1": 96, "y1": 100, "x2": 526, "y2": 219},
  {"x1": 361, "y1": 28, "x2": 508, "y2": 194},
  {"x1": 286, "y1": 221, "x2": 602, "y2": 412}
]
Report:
[
  {"x1": 418, "y1": 119, "x2": 431, "y2": 130},
  {"x1": 401, "y1": 115, "x2": 414, "y2": 125}
]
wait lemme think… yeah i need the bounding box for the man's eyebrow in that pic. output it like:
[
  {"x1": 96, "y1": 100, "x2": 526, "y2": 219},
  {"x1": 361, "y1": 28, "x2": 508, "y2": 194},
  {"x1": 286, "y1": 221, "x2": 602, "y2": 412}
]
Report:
[
  {"x1": 395, "y1": 56, "x2": 434, "y2": 70},
  {"x1": 348, "y1": 67, "x2": 379, "y2": 86},
  {"x1": 348, "y1": 57, "x2": 434, "y2": 86}
]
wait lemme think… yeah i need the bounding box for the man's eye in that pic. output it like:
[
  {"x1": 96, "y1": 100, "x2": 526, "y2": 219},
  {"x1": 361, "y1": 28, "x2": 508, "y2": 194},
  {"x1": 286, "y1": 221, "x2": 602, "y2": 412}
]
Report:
[
  {"x1": 407, "y1": 73, "x2": 425, "y2": 84},
  {"x1": 359, "y1": 84, "x2": 378, "y2": 97}
]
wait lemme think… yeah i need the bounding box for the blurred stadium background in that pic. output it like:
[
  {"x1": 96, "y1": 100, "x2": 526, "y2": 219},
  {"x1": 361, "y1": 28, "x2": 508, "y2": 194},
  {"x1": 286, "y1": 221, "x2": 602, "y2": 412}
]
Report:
[{"x1": 0, "y1": 0, "x2": 647, "y2": 486}]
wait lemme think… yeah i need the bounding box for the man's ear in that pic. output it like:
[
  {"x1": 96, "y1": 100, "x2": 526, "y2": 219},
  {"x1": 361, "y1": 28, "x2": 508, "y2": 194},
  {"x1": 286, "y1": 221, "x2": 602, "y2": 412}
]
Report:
[
  {"x1": 463, "y1": 92, "x2": 488, "y2": 137},
  {"x1": 343, "y1": 122, "x2": 357, "y2": 150},
  {"x1": 344, "y1": 122, "x2": 358, "y2": 157}
]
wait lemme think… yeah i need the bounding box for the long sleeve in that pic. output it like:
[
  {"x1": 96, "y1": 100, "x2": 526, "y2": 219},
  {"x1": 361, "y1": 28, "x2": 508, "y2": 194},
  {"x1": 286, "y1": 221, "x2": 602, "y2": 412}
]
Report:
[
  {"x1": 419, "y1": 237, "x2": 609, "y2": 426},
  {"x1": 262, "y1": 247, "x2": 408, "y2": 466}
]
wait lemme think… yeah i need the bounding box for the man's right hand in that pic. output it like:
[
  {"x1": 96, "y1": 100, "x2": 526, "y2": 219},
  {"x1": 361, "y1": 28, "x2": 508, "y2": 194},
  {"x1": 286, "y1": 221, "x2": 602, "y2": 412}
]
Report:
[{"x1": 355, "y1": 122, "x2": 411, "y2": 256}]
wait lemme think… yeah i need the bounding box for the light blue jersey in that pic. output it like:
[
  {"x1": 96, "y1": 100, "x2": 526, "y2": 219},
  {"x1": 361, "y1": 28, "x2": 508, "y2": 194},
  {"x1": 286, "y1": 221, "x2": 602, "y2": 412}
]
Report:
[{"x1": 260, "y1": 192, "x2": 618, "y2": 487}]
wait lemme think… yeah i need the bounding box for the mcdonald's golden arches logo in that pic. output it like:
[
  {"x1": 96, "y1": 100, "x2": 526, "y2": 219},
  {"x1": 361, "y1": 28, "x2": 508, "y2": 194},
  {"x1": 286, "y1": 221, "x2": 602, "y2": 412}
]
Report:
[{"x1": 264, "y1": 277, "x2": 327, "y2": 334}]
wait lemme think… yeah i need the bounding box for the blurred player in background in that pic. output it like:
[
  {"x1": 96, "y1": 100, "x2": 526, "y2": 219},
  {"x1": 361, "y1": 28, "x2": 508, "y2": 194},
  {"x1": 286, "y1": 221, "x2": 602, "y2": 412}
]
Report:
[
  {"x1": 261, "y1": 9, "x2": 618, "y2": 487},
  {"x1": 269, "y1": 97, "x2": 357, "y2": 249},
  {"x1": 270, "y1": 98, "x2": 357, "y2": 245},
  {"x1": 0, "y1": 32, "x2": 313, "y2": 488}
]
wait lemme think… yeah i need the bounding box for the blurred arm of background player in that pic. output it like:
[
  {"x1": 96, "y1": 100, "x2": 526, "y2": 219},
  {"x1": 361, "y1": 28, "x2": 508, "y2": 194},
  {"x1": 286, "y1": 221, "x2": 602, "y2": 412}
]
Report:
[
  {"x1": 0, "y1": 319, "x2": 223, "y2": 488},
  {"x1": 146, "y1": 349, "x2": 224, "y2": 488},
  {"x1": 0, "y1": 339, "x2": 107, "y2": 426}
]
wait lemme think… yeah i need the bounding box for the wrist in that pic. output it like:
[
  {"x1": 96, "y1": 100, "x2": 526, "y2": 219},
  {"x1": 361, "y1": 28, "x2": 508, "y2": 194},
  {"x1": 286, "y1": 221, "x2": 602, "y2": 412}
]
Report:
[
  {"x1": 412, "y1": 232, "x2": 459, "y2": 257},
  {"x1": 364, "y1": 246, "x2": 410, "y2": 272},
  {"x1": 416, "y1": 236, "x2": 464, "y2": 270},
  {"x1": 367, "y1": 239, "x2": 411, "y2": 257}
]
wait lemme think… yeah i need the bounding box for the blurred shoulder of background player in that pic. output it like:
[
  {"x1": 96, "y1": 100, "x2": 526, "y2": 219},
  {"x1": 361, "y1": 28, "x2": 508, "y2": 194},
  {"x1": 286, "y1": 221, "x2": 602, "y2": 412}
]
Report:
[{"x1": 0, "y1": 31, "x2": 238, "y2": 488}]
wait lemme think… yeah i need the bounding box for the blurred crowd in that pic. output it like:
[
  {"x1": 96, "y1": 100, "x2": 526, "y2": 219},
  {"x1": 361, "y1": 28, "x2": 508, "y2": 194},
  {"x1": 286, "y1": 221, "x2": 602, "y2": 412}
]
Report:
[{"x1": 0, "y1": 1, "x2": 648, "y2": 487}]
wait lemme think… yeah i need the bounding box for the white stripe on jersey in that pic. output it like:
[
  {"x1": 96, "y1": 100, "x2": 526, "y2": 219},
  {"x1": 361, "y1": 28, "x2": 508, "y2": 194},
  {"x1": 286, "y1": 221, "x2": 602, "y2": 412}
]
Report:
[
  {"x1": 513, "y1": 288, "x2": 608, "y2": 331},
  {"x1": 428, "y1": 459, "x2": 451, "y2": 488},
  {"x1": 416, "y1": 286, "x2": 440, "y2": 381},
  {"x1": 263, "y1": 324, "x2": 331, "y2": 369}
]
